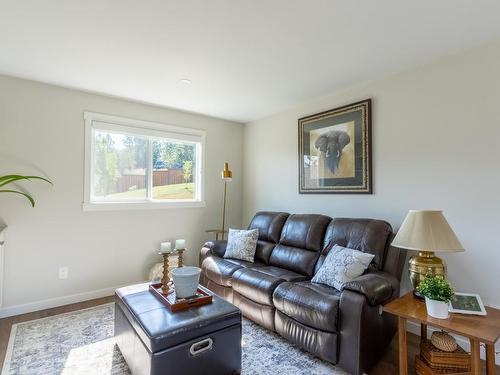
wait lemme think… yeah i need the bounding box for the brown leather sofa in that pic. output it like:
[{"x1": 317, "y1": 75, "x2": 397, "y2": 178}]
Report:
[{"x1": 200, "y1": 211, "x2": 406, "y2": 375}]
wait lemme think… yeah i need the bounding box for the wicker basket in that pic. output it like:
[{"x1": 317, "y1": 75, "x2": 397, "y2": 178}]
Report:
[
  {"x1": 415, "y1": 355, "x2": 472, "y2": 375},
  {"x1": 420, "y1": 340, "x2": 471, "y2": 371},
  {"x1": 431, "y1": 331, "x2": 458, "y2": 352}
]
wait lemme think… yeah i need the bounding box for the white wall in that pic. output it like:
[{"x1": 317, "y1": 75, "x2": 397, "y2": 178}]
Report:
[
  {"x1": 1, "y1": 39, "x2": 499, "y2": 321},
  {"x1": 243, "y1": 40, "x2": 500, "y2": 307},
  {"x1": 0, "y1": 75, "x2": 243, "y2": 310}
]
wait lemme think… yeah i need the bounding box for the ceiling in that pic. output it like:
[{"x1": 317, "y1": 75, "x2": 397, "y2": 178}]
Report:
[{"x1": 1, "y1": 1, "x2": 500, "y2": 123}]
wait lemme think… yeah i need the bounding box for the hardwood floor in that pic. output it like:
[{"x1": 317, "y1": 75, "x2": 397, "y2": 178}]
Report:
[{"x1": 0, "y1": 296, "x2": 497, "y2": 374}]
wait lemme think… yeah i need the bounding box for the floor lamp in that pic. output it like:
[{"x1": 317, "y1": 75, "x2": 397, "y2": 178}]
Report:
[
  {"x1": 206, "y1": 162, "x2": 232, "y2": 241},
  {"x1": 220, "y1": 162, "x2": 232, "y2": 240}
]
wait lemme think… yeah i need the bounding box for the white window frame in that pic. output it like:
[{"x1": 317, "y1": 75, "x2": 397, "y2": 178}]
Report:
[{"x1": 83, "y1": 111, "x2": 206, "y2": 211}]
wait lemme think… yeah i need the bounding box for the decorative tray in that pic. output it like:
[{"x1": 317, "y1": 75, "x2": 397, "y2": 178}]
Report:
[{"x1": 149, "y1": 283, "x2": 213, "y2": 312}]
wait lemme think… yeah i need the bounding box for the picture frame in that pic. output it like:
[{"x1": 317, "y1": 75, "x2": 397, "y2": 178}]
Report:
[
  {"x1": 448, "y1": 292, "x2": 487, "y2": 316},
  {"x1": 298, "y1": 99, "x2": 372, "y2": 194}
]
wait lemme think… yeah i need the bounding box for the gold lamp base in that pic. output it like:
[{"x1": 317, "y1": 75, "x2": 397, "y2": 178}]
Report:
[{"x1": 409, "y1": 251, "x2": 447, "y2": 299}]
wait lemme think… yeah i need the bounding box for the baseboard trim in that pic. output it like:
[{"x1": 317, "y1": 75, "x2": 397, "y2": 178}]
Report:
[
  {"x1": 407, "y1": 320, "x2": 500, "y2": 365},
  {"x1": 0, "y1": 281, "x2": 145, "y2": 318}
]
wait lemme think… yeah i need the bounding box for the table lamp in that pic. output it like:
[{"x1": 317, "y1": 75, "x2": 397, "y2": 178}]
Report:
[{"x1": 391, "y1": 210, "x2": 464, "y2": 298}]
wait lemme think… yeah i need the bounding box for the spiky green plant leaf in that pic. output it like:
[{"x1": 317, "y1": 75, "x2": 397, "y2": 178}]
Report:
[
  {"x1": 0, "y1": 175, "x2": 52, "y2": 187},
  {"x1": 0, "y1": 189, "x2": 35, "y2": 207},
  {"x1": 0, "y1": 174, "x2": 52, "y2": 207}
]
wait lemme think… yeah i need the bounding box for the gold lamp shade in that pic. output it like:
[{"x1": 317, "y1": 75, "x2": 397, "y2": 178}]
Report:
[
  {"x1": 392, "y1": 210, "x2": 464, "y2": 296},
  {"x1": 221, "y1": 162, "x2": 232, "y2": 181}
]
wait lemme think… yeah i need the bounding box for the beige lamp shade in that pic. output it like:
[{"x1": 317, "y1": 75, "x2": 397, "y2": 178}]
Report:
[{"x1": 392, "y1": 210, "x2": 464, "y2": 252}]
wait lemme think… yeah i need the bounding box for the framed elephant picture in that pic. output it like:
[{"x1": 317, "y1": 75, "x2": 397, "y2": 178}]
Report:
[{"x1": 298, "y1": 99, "x2": 372, "y2": 194}]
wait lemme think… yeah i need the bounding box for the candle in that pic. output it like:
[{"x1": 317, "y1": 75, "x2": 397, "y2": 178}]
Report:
[
  {"x1": 160, "y1": 242, "x2": 172, "y2": 253},
  {"x1": 175, "y1": 239, "x2": 186, "y2": 250}
]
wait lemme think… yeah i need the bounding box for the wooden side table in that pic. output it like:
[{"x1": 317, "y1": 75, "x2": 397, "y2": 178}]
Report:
[{"x1": 384, "y1": 293, "x2": 500, "y2": 375}]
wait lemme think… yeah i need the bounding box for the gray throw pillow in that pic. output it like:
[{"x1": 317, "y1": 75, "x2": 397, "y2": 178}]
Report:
[
  {"x1": 312, "y1": 244, "x2": 374, "y2": 290},
  {"x1": 223, "y1": 228, "x2": 259, "y2": 262}
]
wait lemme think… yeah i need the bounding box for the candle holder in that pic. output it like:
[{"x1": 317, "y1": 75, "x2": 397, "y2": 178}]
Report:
[
  {"x1": 175, "y1": 248, "x2": 185, "y2": 268},
  {"x1": 159, "y1": 252, "x2": 174, "y2": 295}
]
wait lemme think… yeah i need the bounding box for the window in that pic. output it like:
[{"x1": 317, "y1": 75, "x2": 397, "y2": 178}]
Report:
[{"x1": 83, "y1": 112, "x2": 205, "y2": 210}]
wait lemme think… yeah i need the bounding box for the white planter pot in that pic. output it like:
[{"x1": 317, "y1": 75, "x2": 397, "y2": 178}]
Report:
[
  {"x1": 172, "y1": 266, "x2": 201, "y2": 298},
  {"x1": 425, "y1": 297, "x2": 450, "y2": 319}
]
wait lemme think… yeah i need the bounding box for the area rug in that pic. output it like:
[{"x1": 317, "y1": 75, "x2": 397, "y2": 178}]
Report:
[{"x1": 2, "y1": 303, "x2": 347, "y2": 375}]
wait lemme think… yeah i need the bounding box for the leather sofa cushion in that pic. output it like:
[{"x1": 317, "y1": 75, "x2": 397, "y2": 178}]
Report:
[
  {"x1": 319, "y1": 218, "x2": 392, "y2": 272},
  {"x1": 254, "y1": 240, "x2": 277, "y2": 264},
  {"x1": 275, "y1": 310, "x2": 338, "y2": 364},
  {"x1": 269, "y1": 214, "x2": 331, "y2": 276},
  {"x1": 225, "y1": 258, "x2": 262, "y2": 268},
  {"x1": 279, "y1": 214, "x2": 331, "y2": 251},
  {"x1": 268, "y1": 244, "x2": 320, "y2": 277},
  {"x1": 248, "y1": 212, "x2": 289, "y2": 264},
  {"x1": 248, "y1": 211, "x2": 289, "y2": 243},
  {"x1": 202, "y1": 256, "x2": 262, "y2": 287},
  {"x1": 233, "y1": 293, "x2": 276, "y2": 331},
  {"x1": 273, "y1": 281, "x2": 341, "y2": 333},
  {"x1": 232, "y1": 266, "x2": 308, "y2": 306},
  {"x1": 253, "y1": 266, "x2": 309, "y2": 282}
]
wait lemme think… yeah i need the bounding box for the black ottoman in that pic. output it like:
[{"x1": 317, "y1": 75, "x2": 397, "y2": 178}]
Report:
[{"x1": 115, "y1": 283, "x2": 241, "y2": 375}]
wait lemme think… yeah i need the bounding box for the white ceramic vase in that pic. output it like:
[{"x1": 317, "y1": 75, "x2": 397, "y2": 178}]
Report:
[
  {"x1": 425, "y1": 297, "x2": 450, "y2": 319},
  {"x1": 171, "y1": 266, "x2": 201, "y2": 298}
]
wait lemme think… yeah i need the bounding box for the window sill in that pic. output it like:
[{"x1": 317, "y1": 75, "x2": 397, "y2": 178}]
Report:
[{"x1": 82, "y1": 200, "x2": 206, "y2": 211}]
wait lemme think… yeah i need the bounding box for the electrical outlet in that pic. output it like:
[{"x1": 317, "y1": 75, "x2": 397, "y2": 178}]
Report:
[{"x1": 59, "y1": 267, "x2": 69, "y2": 279}]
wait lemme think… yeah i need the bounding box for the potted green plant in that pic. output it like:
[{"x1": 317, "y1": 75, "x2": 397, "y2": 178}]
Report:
[
  {"x1": 0, "y1": 174, "x2": 52, "y2": 207},
  {"x1": 417, "y1": 276, "x2": 454, "y2": 319}
]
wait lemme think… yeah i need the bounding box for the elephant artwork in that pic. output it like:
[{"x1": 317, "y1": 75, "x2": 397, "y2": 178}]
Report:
[
  {"x1": 314, "y1": 129, "x2": 353, "y2": 177},
  {"x1": 308, "y1": 121, "x2": 355, "y2": 180},
  {"x1": 298, "y1": 99, "x2": 372, "y2": 193}
]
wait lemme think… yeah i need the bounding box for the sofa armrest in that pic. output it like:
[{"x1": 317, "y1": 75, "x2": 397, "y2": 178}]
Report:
[
  {"x1": 199, "y1": 244, "x2": 212, "y2": 266},
  {"x1": 200, "y1": 240, "x2": 228, "y2": 264},
  {"x1": 342, "y1": 271, "x2": 399, "y2": 306}
]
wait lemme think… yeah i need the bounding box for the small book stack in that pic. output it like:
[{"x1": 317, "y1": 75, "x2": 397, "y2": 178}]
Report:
[{"x1": 415, "y1": 340, "x2": 472, "y2": 375}]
